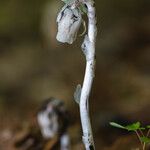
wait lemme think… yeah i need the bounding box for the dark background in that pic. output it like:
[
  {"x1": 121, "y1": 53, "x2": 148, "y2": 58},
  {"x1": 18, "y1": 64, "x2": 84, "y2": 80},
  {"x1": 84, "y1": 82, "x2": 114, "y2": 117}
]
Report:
[{"x1": 0, "y1": 0, "x2": 150, "y2": 149}]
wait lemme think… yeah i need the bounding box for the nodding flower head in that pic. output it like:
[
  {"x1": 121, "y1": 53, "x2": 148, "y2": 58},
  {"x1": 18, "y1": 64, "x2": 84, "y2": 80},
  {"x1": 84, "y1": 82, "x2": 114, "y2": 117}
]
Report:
[{"x1": 56, "y1": 4, "x2": 82, "y2": 44}]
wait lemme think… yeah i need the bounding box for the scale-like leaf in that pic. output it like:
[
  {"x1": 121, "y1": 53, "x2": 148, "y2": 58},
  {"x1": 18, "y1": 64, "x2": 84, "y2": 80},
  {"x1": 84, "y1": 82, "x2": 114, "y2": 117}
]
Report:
[
  {"x1": 74, "y1": 84, "x2": 82, "y2": 104},
  {"x1": 110, "y1": 122, "x2": 126, "y2": 129}
]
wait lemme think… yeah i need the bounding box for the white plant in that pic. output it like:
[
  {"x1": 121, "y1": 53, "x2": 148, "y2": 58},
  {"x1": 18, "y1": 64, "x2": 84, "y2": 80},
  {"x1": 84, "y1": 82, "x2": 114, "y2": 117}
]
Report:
[{"x1": 56, "y1": 0, "x2": 97, "y2": 149}]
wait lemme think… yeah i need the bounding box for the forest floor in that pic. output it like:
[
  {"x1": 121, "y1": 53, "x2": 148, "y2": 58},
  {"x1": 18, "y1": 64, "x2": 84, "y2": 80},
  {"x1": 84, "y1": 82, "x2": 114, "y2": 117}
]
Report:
[{"x1": 0, "y1": 104, "x2": 143, "y2": 150}]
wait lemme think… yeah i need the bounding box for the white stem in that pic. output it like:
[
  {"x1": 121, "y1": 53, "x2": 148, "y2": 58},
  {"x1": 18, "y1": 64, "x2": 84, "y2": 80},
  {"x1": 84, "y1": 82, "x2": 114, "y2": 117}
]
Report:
[{"x1": 79, "y1": 0, "x2": 97, "y2": 150}]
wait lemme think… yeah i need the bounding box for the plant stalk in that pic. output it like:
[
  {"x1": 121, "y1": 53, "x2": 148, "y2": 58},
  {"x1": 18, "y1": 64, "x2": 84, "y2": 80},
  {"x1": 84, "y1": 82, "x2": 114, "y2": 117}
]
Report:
[
  {"x1": 146, "y1": 129, "x2": 150, "y2": 137},
  {"x1": 135, "y1": 130, "x2": 144, "y2": 150},
  {"x1": 79, "y1": 0, "x2": 97, "y2": 149}
]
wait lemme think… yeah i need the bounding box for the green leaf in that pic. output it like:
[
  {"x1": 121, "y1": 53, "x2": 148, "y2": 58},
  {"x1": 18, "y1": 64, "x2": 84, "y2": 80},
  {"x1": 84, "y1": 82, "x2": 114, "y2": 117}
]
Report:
[
  {"x1": 61, "y1": 0, "x2": 68, "y2": 3},
  {"x1": 125, "y1": 122, "x2": 141, "y2": 131},
  {"x1": 61, "y1": 0, "x2": 75, "y2": 4},
  {"x1": 139, "y1": 127, "x2": 145, "y2": 130},
  {"x1": 110, "y1": 122, "x2": 126, "y2": 130},
  {"x1": 140, "y1": 137, "x2": 150, "y2": 144},
  {"x1": 79, "y1": 4, "x2": 88, "y2": 14},
  {"x1": 147, "y1": 125, "x2": 150, "y2": 129}
]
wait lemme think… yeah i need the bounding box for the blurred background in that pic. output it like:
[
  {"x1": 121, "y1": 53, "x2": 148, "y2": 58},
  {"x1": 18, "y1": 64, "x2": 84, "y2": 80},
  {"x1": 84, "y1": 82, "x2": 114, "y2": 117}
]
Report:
[{"x1": 0, "y1": 0, "x2": 150, "y2": 149}]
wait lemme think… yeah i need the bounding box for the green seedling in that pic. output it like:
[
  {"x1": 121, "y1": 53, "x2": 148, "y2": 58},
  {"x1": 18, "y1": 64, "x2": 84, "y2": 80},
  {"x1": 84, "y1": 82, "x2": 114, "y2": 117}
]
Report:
[{"x1": 110, "y1": 122, "x2": 150, "y2": 150}]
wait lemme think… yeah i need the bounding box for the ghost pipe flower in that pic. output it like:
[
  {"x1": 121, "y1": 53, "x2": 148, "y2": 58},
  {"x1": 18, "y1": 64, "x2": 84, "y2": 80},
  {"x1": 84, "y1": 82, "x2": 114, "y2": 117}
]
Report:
[
  {"x1": 56, "y1": 4, "x2": 82, "y2": 44},
  {"x1": 56, "y1": 0, "x2": 97, "y2": 149}
]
